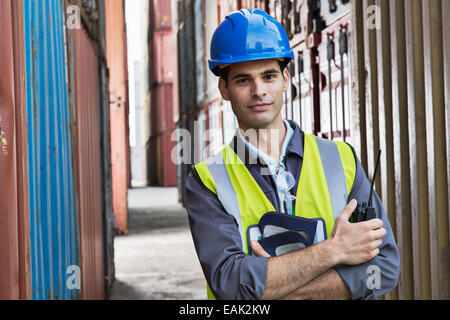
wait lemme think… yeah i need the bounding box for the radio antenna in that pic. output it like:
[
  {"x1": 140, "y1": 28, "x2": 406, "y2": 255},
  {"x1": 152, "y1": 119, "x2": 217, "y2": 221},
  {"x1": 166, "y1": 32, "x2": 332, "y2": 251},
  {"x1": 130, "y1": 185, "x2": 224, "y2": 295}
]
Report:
[{"x1": 368, "y1": 150, "x2": 381, "y2": 208}]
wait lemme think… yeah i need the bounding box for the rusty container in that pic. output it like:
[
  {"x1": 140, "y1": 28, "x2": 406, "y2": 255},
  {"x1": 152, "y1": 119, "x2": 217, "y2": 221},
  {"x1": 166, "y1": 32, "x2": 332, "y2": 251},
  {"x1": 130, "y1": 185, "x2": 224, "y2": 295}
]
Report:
[
  {"x1": 68, "y1": 25, "x2": 105, "y2": 300},
  {"x1": 349, "y1": 0, "x2": 450, "y2": 300},
  {"x1": 149, "y1": 0, "x2": 177, "y2": 186},
  {"x1": 0, "y1": 0, "x2": 30, "y2": 300},
  {"x1": 105, "y1": 0, "x2": 130, "y2": 235}
]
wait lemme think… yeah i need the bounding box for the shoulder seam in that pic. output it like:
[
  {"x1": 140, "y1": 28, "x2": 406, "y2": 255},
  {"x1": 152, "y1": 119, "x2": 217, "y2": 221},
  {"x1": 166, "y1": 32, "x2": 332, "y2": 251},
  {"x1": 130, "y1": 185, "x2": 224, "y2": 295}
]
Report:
[{"x1": 191, "y1": 164, "x2": 219, "y2": 199}]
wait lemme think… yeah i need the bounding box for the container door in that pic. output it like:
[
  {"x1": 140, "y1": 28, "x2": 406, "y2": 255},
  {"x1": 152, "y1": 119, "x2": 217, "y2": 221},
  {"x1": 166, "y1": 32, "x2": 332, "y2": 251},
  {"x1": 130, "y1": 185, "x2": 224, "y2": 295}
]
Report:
[{"x1": 24, "y1": 0, "x2": 81, "y2": 300}]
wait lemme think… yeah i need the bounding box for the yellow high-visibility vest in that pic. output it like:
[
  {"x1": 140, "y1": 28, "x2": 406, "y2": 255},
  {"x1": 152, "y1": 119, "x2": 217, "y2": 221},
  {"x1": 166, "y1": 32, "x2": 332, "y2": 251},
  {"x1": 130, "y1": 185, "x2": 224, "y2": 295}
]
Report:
[{"x1": 194, "y1": 133, "x2": 356, "y2": 300}]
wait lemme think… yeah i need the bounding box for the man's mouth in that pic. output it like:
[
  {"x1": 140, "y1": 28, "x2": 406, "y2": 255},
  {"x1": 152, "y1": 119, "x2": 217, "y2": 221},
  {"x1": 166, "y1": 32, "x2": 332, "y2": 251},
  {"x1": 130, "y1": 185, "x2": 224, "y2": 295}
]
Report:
[{"x1": 248, "y1": 102, "x2": 274, "y2": 111}]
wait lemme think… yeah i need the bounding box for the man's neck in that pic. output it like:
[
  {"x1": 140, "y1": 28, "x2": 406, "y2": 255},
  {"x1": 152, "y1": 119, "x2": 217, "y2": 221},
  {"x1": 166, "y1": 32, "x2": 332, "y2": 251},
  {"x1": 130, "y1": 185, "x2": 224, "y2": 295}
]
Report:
[{"x1": 239, "y1": 117, "x2": 287, "y2": 161}]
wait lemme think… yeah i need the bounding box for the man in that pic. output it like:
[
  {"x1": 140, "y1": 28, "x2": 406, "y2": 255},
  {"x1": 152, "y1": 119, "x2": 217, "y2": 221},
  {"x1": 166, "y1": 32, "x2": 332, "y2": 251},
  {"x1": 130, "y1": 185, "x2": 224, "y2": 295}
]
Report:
[{"x1": 185, "y1": 8, "x2": 399, "y2": 300}]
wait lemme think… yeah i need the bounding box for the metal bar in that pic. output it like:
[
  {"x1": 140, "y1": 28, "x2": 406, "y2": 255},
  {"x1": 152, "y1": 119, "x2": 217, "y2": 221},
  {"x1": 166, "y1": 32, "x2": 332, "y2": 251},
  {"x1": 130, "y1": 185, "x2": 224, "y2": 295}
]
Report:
[
  {"x1": 443, "y1": 0, "x2": 450, "y2": 291},
  {"x1": 375, "y1": 0, "x2": 397, "y2": 299},
  {"x1": 425, "y1": 0, "x2": 449, "y2": 299},
  {"x1": 297, "y1": 51, "x2": 303, "y2": 127},
  {"x1": 349, "y1": 0, "x2": 367, "y2": 164},
  {"x1": 421, "y1": 0, "x2": 440, "y2": 299},
  {"x1": 327, "y1": 33, "x2": 334, "y2": 140},
  {"x1": 339, "y1": 26, "x2": 347, "y2": 141},
  {"x1": 389, "y1": 0, "x2": 415, "y2": 300}
]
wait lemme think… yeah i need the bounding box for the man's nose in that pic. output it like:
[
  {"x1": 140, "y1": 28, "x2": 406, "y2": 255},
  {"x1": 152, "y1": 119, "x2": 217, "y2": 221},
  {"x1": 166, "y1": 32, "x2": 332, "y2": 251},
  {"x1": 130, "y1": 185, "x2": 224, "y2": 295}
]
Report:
[{"x1": 251, "y1": 79, "x2": 267, "y2": 98}]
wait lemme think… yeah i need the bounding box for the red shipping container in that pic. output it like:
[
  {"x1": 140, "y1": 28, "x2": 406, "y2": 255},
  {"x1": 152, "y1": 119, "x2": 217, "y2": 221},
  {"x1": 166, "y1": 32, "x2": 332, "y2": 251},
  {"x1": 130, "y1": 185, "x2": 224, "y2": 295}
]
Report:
[
  {"x1": 151, "y1": 0, "x2": 172, "y2": 31},
  {"x1": 151, "y1": 83, "x2": 175, "y2": 135},
  {"x1": 158, "y1": 132, "x2": 177, "y2": 187},
  {"x1": 70, "y1": 26, "x2": 105, "y2": 300},
  {"x1": 149, "y1": 132, "x2": 177, "y2": 187},
  {"x1": 0, "y1": 0, "x2": 30, "y2": 300},
  {"x1": 153, "y1": 31, "x2": 175, "y2": 84}
]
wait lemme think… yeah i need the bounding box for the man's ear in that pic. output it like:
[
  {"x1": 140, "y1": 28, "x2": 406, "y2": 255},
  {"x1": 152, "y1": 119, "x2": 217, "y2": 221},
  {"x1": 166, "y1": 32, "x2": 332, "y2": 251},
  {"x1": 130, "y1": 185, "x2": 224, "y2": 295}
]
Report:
[
  {"x1": 218, "y1": 77, "x2": 230, "y2": 101},
  {"x1": 282, "y1": 67, "x2": 290, "y2": 92}
]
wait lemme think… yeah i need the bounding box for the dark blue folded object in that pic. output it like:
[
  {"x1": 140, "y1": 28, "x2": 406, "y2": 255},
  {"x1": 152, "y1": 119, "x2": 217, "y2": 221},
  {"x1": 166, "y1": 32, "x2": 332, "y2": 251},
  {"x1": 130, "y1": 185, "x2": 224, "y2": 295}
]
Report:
[
  {"x1": 258, "y1": 212, "x2": 319, "y2": 247},
  {"x1": 258, "y1": 231, "x2": 308, "y2": 256},
  {"x1": 247, "y1": 212, "x2": 327, "y2": 256}
]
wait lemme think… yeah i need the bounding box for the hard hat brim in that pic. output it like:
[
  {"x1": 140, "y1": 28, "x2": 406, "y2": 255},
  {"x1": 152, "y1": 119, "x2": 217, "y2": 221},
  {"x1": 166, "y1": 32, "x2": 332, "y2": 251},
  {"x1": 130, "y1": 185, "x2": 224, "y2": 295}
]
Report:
[{"x1": 208, "y1": 50, "x2": 294, "y2": 77}]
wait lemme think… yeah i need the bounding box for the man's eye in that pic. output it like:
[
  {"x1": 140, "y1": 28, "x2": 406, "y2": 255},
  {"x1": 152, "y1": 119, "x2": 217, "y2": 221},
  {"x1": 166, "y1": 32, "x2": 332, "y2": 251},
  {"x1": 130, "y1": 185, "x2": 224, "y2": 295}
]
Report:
[
  {"x1": 236, "y1": 78, "x2": 249, "y2": 84},
  {"x1": 264, "y1": 74, "x2": 276, "y2": 80}
]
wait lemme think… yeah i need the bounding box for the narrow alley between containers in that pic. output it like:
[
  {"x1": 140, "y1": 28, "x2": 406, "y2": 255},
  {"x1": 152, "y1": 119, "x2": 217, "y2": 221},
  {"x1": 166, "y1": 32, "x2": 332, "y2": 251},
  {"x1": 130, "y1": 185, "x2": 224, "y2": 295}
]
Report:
[{"x1": 108, "y1": 187, "x2": 205, "y2": 300}]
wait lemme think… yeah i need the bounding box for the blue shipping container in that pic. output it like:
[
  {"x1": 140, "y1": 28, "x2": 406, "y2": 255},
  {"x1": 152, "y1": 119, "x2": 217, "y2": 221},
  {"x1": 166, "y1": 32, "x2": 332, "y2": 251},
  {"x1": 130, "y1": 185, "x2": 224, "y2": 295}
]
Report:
[{"x1": 24, "y1": 0, "x2": 81, "y2": 300}]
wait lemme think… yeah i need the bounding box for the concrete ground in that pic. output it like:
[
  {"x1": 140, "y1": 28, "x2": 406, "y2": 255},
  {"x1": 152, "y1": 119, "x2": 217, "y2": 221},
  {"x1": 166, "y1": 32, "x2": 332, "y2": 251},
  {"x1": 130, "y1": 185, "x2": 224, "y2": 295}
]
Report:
[{"x1": 108, "y1": 187, "x2": 206, "y2": 300}]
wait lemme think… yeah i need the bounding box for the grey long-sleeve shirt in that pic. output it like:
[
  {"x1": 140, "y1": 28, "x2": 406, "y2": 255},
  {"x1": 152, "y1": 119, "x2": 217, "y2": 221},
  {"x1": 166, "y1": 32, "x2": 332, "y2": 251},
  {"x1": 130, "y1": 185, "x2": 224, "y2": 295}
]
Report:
[{"x1": 185, "y1": 120, "x2": 400, "y2": 300}]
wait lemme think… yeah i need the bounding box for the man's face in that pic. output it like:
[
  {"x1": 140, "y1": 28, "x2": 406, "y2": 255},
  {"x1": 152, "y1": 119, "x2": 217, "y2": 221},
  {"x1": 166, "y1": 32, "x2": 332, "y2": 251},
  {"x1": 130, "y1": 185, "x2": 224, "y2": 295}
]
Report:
[{"x1": 218, "y1": 59, "x2": 290, "y2": 130}]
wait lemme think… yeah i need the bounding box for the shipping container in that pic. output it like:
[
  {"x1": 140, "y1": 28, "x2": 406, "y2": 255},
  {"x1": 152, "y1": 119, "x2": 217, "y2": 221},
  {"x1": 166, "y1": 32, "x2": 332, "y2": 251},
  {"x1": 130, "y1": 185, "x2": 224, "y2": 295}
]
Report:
[
  {"x1": 0, "y1": 0, "x2": 30, "y2": 300},
  {"x1": 349, "y1": 0, "x2": 449, "y2": 299},
  {"x1": 66, "y1": 0, "x2": 115, "y2": 298},
  {"x1": 151, "y1": 83, "x2": 175, "y2": 135},
  {"x1": 177, "y1": 0, "x2": 197, "y2": 115},
  {"x1": 98, "y1": 58, "x2": 116, "y2": 296},
  {"x1": 151, "y1": 0, "x2": 173, "y2": 31},
  {"x1": 97, "y1": 0, "x2": 116, "y2": 294},
  {"x1": 68, "y1": 25, "x2": 105, "y2": 300},
  {"x1": 23, "y1": 0, "x2": 81, "y2": 300},
  {"x1": 105, "y1": 0, "x2": 130, "y2": 235},
  {"x1": 149, "y1": 0, "x2": 178, "y2": 186},
  {"x1": 316, "y1": 13, "x2": 352, "y2": 140},
  {"x1": 176, "y1": 0, "x2": 450, "y2": 300}
]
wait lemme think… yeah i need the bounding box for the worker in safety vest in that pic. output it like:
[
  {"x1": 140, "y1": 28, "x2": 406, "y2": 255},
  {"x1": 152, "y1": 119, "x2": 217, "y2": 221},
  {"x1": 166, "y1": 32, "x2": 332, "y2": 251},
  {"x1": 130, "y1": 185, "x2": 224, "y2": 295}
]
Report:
[{"x1": 185, "y1": 9, "x2": 399, "y2": 300}]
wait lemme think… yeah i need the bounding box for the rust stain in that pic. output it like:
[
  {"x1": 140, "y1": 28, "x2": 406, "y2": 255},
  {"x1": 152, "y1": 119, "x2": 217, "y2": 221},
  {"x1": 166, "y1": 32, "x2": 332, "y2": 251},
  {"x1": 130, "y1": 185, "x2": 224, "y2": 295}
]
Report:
[{"x1": 0, "y1": 116, "x2": 8, "y2": 156}]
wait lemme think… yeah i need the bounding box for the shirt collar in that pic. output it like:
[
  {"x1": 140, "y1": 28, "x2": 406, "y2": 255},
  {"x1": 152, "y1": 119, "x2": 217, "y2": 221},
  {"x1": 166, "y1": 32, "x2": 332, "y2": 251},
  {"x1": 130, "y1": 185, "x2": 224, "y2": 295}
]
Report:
[
  {"x1": 284, "y1": 119, "x2": 304, "y2": 158},
  {"x1": 233, "y1": 119, "x2": 304, "y2": 166}
]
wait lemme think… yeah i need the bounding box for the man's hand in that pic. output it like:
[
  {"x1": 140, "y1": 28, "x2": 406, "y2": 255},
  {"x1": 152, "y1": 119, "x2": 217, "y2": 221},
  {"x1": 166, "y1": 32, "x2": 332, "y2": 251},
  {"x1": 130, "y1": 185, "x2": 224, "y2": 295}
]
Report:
[
  {"x1": 329, "y1": 199, "x2": 386, "y2": 265},
  {"x1": 251, "y1": 240, "x2": 271, "y2": 257}
]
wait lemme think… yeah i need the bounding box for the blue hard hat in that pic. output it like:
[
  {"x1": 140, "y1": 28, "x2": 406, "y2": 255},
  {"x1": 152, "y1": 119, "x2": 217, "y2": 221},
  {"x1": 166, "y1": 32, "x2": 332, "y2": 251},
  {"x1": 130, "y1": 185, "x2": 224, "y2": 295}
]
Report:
[{"x1": 208, "y1": 9, "x2": 294, "y2": 76}]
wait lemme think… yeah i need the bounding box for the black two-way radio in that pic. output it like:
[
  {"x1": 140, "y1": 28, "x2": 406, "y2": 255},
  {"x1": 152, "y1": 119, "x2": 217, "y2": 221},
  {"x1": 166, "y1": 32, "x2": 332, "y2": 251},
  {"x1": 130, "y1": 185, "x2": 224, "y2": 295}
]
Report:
[{"x1": 352, "y1": 149, "x2": 381, "y2": 222}]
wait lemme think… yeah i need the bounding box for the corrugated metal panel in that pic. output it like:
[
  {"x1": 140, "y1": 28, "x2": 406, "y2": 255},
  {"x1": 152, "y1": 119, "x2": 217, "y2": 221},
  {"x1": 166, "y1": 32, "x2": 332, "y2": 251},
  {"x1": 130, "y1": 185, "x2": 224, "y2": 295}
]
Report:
[
  {"x1": 152, "y1": 0, "x2": 172, "y2": 30},
  {"x1": 70, "y1": 26, "x2": 105, "y2": 300},
  {"x1": 153, "y1": 31, "x2": 175, "y2": 84},
  {"x1": 99, "y1": 58, "x2": 115, "y2": 296},
  {"x1": 96, "y1": 0, "x2": 115, "y2": 294},
  {"x1": 149, "y1": 1, "x2": 177, "y2": 186},
  {"x1": 105, "y1": 0, "x2": 129, "y2": 235},
  {"x1": 151, "y1": 83, "x2": 175, "y2": 135},
  {"x1": 178, "y1": 0, "x2": 196, "y2": 115},
  {"x1": 317, "y1": 14, "x2": 351, "y2": 140},
  {"x1": 204, "y1": 0, "x2": 219, "y2": 104},
  {"x1": 24, "y1": 0, "x2": 81, "y2": 300},
  {"x1": 193, "y1": 0, "x2": 205, "y2": 107},
  {"x1": 149, "y1": 132, "x2": 177, "y2": 187},
  {"x1": 0, "y1": 0, "x2": 30, "y2": 300},
  {"x1": 350, "y1": 0, "x2": 449, "y2": 299}
]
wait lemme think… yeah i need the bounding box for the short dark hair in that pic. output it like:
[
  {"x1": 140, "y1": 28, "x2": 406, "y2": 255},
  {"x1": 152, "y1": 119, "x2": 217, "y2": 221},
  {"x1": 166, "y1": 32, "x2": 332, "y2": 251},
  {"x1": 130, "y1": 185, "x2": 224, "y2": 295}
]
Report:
[{"x1": 219, "y1": 59, "x2": 287, "y2": 86}]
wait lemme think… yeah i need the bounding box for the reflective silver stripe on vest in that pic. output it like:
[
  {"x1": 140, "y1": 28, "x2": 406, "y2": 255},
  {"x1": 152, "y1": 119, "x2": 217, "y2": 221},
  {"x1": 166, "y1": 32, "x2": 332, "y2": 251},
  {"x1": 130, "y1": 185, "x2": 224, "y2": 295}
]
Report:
[
  {"x1": 205, "y1": 150, "x2": 246, "y2": 251},
  {"x1": 315, "y1": 137, "x2": 348, "y2": 220}
]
